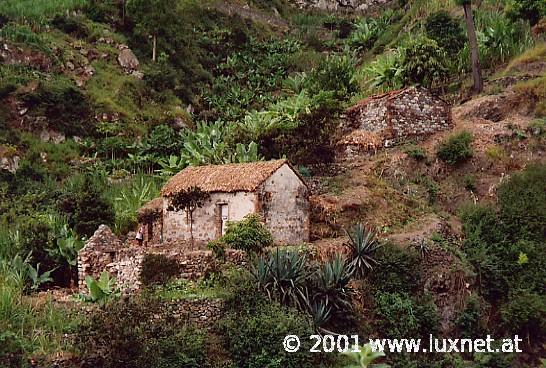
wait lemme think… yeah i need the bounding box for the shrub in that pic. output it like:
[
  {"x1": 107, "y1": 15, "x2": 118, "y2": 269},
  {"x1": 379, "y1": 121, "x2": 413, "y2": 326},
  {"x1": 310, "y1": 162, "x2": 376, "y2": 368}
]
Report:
[
  {"x1": 456, "y1": 294, "x2": 488, "y2": 338},
  {"x1": 222, "y1": 214, "x2": 273, "y2": 254},
  {"x1": 252, "y1": 248, "x2": 311, "y2": 310},
  {"x1": 425, "y1": 11, "x2": 466, "y2": 57},
  {"x1": 404, "y1": 144, "x2": 427, "y2": 161},
  {"x1": 500, "y1": 289, "x2": 546, "y2": 339},
  {"x1": 77, "y1": 296, "x2": 207, "y2": 368},
  {"x1": 20, "y1": 79, "x2": 93, "y2": 137},
  {"x1": 401, "y1": 36, "x2": 449, "y2": 88},
  {"x1": 220, "y1": 300, "x2": 319, "y2": 368},
  {"x1": 436, "y1": 131, "x2": 473, "y2": 165},
  {"x1": 497, "y1": 163, "x2": 546, "y2": 242},
  {"x1": 140, "y1": 254, "x2": 180, "y2": 287},
  {"x1": 344, "y1": 223, "x2": 382, "y2": 278},
  {"x1": 308, "y1": 54, "x2": 358, "y2": 99},
  {"x1": 368, "y1": 243, "x2": 420, "y2": 294},
  {"x1": 57, "y1": 175, "x2": 115, "y2": 238},
  {"x1": 505, "y1": 0, "x2": 546, "y2": 26},
  {"x1": 374, "y1": 292, "x2": 439, "y2": 338}
]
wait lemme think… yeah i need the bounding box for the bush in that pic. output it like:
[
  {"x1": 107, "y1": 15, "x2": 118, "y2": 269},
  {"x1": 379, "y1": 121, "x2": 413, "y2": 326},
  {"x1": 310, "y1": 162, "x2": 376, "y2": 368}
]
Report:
[
  {"x1": 456, "y1": 294, "x2": 488, "y2": 338},
  {"x1": 20, "y1": 79, "x2": 93, "y2": 137},
  {"x1": 505, "y1": 0, "x2": 546, "y2": 26},
  {"x1": 436, "y1": 131, "x2": 473, "y2": 165},
  {"x1": 425, "y1": 11, "x2": 466, "y2": 57},
  {"x1": 401, "y1": 36, "x2": 449, "y2": 88},
  {"x1": 140, "y1": 254, "x2": 180, "y2": 287},
  {"x1": 57, "y1": 175, "x2": 115, "y2": 238},
  {"x1": 404, "y1": 144, "x2": 427, "y2": 161},
  {"x1": 500, "y1": 289, "x2": 546, "y2": 339},
  {"x1": 77, "y1": 296, "x2": 207, "y2": 368},
  {"x1": 221, "y1": 214, "x2": 273, "y2": 254},
  {"x1": 220, "y1": 300, "x2": 319, "y2": 368},
  {"x1": 308, "y1": 54, "x2": 358, "y2": 99},
  {"x1": 497, "y1": 163, "x2": 546, "y2": 242},
  {"x1": 374, "y1": 292, "x2": 439, "y2": 339},
  {"x1": 368, "y1": 243, "x2": 420, "y2": 294}
]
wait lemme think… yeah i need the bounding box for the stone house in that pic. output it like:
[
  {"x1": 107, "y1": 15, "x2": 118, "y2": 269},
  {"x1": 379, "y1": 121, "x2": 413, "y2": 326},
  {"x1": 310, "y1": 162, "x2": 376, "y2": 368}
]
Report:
[
  {"x1": 155, "y1": 159, "x2": 310, "y2": 245},
  {"x1": 337, "y1": 87, "x2": 452, "y2": 155}
]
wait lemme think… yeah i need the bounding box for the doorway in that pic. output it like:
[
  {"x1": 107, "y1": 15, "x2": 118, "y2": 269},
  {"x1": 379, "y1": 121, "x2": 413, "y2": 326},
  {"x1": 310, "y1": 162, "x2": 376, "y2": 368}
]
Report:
[{"x1": 219, "y1": 204, "x2": 229, "y2": 235}]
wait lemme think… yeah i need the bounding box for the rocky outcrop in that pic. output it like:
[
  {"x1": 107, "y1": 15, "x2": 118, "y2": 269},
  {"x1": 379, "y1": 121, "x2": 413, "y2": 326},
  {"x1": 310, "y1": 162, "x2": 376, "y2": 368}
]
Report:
[
  {"x1": 0, "y1": 145, "x2": 20, "y2": 174},
  {"x1": 117, "y1": 46, "x2": 140, "y2": 71}
]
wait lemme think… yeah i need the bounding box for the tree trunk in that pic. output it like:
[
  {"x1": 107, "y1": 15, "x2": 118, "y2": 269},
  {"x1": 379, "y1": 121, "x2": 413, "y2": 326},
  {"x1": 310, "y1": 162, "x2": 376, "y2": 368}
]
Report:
[
  {"x1": 152, "y1": 35, "x2": 157, "y2": 62},
  {"x1": 463, "y1": 3, "x2": 483, "y2": 94}
]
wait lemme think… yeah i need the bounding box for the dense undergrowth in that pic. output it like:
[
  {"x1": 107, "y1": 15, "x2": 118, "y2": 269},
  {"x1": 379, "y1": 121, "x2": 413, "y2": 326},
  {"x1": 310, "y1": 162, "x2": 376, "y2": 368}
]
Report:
[{"x1": 0, "y1": 0, "x2": 545, "y2": 366}]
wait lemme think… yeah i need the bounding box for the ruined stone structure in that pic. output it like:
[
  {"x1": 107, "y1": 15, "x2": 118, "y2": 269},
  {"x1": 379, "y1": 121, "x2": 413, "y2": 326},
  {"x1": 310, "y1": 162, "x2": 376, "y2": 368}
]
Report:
[
  {"x1": 77, "y1": 225, "x2": 246, "y2": 292},
  {"x1": 337, "y1": 87, "x2": 452, "y2": 156},
  {"x1": 290, "y1": 0, "x2": 396, "y2": 13},
  {"x1": 160, "y1": 159, "x2": 310, "y2": 245}
]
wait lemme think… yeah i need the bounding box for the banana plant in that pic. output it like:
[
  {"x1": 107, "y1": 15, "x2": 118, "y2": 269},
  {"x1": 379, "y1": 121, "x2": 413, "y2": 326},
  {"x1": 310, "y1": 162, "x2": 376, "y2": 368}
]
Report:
[
  {"x1": 27, "y1": 263, "x2": 54, "y2": 291},
  {"x1": 80, "y1": 271, "x2": 120, "y2": 305},
  {"x1": 342, "y1": 343, "x2": 389, "y2": 368}
]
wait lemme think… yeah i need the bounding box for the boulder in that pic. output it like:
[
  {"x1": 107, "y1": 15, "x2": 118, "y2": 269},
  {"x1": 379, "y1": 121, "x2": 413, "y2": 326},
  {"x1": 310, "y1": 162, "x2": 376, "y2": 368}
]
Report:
[{"x1": 117, "y1": 48, "x2": 140, "y2": 71}]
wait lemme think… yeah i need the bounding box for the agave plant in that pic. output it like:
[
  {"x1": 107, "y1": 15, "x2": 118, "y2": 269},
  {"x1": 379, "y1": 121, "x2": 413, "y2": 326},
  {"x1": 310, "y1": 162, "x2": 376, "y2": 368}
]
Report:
[
  {"x1": 313, "y1": 255, "x2": 354, "y2": 311},
  {"x1": 309, "y1": 299, "x2": 332, "y2": 333},
  {"x1": 345, "y1": 223, "x2": 382, "y2": 278},
  {"x1": 252, "y1": 248, "x2": 312, "y2": 310}
]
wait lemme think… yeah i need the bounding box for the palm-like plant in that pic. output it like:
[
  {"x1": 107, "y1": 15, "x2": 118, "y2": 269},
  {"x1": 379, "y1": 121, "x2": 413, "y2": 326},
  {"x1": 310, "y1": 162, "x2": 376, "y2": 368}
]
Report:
[{"x1": 345, "y1": 223, "x2": 382, "y2": 278}]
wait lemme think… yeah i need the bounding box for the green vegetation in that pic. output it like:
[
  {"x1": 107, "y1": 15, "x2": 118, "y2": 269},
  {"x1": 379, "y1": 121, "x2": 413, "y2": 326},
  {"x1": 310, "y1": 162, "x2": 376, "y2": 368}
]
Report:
[
  {"x1": 0, "y1": 0, "x2": 544, "y2": 366},
  {"x1": 436, "y1": 131, "x2": 474, "y2": 165},
  {"x1": 220, "y1": 214, "x2": 274, "y2": 254}
]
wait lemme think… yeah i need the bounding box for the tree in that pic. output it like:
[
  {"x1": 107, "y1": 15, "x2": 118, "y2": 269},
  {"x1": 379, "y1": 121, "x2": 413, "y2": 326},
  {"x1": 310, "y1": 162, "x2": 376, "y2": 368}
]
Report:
[
  {"x1": 127, "y1": 0, "x2": 175, "y2": 61},
  {"x1": 166, "y1": 186, "x2": 210, "y2": 248},
  {"x1": 457, "y1": 0, "x2": 483, "y2": 94},
  {"x1": 57, "y1": 176, "x2": 115, "y2": 238}
]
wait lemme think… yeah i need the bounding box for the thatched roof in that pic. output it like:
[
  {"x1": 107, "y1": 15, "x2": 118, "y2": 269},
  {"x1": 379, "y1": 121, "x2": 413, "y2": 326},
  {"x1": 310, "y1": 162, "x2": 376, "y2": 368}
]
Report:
[
  {"x1": 138, "y1": 197, "x2": 163, "y2": 215},
  {"x1": 161, "y1": 159, "x2": 297, "y2": 196}
]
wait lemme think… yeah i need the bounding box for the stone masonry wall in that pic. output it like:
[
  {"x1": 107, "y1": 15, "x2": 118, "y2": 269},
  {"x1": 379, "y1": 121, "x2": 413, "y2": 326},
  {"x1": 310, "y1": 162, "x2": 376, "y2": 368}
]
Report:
[
  {"x1": 339, "y1": 87, "x2": 452, "y2": 155},
  {"x1": 162, "y1": 191, "x2": 256, "y2": 244},
  {"x1": 259, "y1": 164, "x2": 310, "y2": 244},
  {"x1": 290, "y1": 0, "x2": 396, "y2": 13},
  {"x1": 388, "y1": 88, "x2": 451, "y2": 142},
  {"x1": 78, "y1": 225, "x2": 246, "y2": 292}
]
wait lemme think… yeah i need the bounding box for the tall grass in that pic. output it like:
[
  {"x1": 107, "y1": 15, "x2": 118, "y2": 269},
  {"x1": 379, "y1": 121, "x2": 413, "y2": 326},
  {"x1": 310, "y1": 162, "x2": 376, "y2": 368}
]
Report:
[
  {"x1": 0, "y1": 0, "x2": 88, "y2": 24},
  {"x1": 1, "y1": 231, "x2": 77, "y2": 361}
]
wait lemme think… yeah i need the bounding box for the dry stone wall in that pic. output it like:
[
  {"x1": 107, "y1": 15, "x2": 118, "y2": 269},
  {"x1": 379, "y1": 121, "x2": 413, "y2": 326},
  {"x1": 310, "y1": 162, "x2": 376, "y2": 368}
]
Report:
[
  {"x1": 338, "y1": 87, "x2": 452, "y2": 156},
  {"x1": 78, "y1": 225, "x2": 246, "y2": 292},
  {"x1": 290, "y1": 0, "x2": 396, "y2": 13}
]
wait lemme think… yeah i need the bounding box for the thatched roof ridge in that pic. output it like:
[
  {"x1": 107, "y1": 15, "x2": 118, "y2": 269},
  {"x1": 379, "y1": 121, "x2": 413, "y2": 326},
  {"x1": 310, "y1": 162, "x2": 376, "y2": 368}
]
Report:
[
  {"x1": 161, "y1": 159, "x2": 302, "y2": 196},
  {"x1": 138, "y1": 197, "x2": 163, "y2": 215}
]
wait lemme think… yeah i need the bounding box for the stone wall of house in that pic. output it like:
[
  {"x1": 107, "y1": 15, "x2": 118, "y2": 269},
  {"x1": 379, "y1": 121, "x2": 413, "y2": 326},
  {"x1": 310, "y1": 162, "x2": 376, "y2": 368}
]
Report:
[
  {"x1": 162, "y1": 192, "x2": 256, "y2": 244},
  {"x1": 78, "y1": 225, "x2": 246, "y2": 292},
  {"x1": 339, "y1": 87, "x2": 452, "y2": 155},
  {"x1": 290, "y1": 0, "x2": 396, "y2": 13},
  {"x1": 347, "y1": 97, "x2": 389, "y2": 134},
  {"x1": 389, "y1": 88, "x2": 451, "y2": 142},
  {"x1": 259, "y1": 164, "x2": 310, "y2": 244}
]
